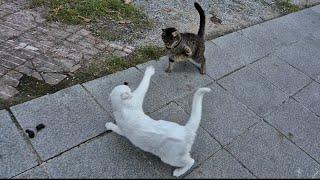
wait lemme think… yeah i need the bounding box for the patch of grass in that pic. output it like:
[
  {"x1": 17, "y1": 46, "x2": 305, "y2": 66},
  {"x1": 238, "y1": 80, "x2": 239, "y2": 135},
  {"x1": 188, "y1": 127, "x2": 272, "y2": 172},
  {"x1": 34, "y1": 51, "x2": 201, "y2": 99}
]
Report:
[
  {"x1": 74, "y1": 44, "x2": 165, "y2": 79},
  {"x1": 276, "y1": 0, "x2": 300, "y2": 14},
  {"x1": 304, "y1": 4, "x2": 313, "y2": 8},
  {"x1": 29, "y1": 0, "x2": 152, "y2": 27}
]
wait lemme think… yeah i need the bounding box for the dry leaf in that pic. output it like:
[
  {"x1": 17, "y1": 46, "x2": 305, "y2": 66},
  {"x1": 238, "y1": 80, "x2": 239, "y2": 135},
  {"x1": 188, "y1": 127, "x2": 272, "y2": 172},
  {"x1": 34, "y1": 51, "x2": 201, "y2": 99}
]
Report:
[
  {"x1": 78, "y1": 15, "x2": 92, "y2": 23},
  {"x1": 123, "y1": 0, "x2": 133, "y2": 4},
  {"x1": 118, "y1": 20, "x2": 131, "y2": 24},
  {"x1": 210, "y1": 15, "x2": 222, "y2": 24}
]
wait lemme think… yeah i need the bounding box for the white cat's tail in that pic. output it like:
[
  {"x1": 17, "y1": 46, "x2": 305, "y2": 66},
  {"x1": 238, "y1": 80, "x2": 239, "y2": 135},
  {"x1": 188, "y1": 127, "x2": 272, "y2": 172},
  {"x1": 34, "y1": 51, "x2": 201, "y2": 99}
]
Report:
[{"x1": 185, "y1": 87, "x2": 211, "y2": 132}]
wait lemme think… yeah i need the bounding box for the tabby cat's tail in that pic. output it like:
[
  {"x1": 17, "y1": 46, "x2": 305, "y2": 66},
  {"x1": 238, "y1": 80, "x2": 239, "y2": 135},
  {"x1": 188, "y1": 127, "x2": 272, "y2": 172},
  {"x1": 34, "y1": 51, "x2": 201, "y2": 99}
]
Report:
[{"x1": 194, "y1": 2, "x2": 205, "y2": 38}]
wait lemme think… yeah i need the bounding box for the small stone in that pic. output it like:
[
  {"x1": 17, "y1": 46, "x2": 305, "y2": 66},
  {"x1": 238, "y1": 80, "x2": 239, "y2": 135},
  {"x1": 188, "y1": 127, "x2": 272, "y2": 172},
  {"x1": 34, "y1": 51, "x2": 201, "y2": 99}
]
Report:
[
  {"x1": 25, "y1": 129, "x2": 35, "y2": 138},
  {"x1": 36, "y1": 124, "x2": 45, "y2": 131},
  {"x1": 123, "y1": 47, "x2": 133, "y2": 54},
  {"x1": 25, "y1": 45, "x2": 39, "y2": 51},
  {"x1": 109, "y1": 43, "x2": 123, "y2": 50}
]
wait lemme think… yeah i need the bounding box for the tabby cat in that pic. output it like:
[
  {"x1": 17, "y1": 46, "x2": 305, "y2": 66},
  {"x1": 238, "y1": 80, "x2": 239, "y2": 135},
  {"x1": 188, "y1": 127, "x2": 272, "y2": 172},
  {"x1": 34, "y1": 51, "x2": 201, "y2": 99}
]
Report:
[{"x1": 161, "y1": 2, "x2": 206, "y2": 74}]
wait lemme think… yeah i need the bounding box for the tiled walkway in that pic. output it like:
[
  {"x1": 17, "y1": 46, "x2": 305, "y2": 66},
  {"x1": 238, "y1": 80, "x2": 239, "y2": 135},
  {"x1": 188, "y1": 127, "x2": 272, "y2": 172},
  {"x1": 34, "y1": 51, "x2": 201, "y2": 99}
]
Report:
[{"x1": 1, "y1": 5, "x2": 320, "y2": 178}]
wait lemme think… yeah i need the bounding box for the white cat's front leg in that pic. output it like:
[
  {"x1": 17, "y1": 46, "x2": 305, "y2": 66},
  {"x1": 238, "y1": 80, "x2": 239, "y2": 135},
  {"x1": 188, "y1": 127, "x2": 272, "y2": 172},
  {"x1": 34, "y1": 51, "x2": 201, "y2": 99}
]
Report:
[
  {"x1": 133, "y1": 66, "x2": 155, "y2": 102},
  {"x1": 105, "y1": 122, "x2": 123, "y2": 136}
]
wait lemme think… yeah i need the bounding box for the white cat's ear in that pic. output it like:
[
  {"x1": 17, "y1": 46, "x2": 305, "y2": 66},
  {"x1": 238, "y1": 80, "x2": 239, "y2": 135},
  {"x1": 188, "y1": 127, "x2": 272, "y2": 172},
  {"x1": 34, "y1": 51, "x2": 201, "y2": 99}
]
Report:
[
  {"x1": 172, "y1": 31, "x2": 179, "y2": 37},
  {"x1": 121, "y1": 92, "x2": 133, "y2": 100}
]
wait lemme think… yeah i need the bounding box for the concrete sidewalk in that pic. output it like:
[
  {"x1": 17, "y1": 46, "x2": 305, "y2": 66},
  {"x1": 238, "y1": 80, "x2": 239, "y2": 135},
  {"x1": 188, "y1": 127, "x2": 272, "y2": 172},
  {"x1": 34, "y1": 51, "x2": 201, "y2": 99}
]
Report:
[{"x1": 1, "y1": 5, "x2": 320, "y2": 178}]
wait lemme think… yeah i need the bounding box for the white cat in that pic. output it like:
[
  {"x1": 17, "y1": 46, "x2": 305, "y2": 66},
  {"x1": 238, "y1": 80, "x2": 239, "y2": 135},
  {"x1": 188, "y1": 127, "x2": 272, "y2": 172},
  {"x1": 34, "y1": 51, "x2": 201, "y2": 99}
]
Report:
[{"x1": 106, "y1": 65, "x2": 211, "y2": 177}]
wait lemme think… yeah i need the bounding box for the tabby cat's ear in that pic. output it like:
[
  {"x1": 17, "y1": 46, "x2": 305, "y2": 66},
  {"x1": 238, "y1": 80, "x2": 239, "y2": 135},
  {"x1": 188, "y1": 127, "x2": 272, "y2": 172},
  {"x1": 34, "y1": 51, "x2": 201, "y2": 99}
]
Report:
[
  {"x1": 172, "y1": 31, "x2": 179, "y2": 37},
  {"x1": 162, "y1": 28, "x2": 166, "y2": 32}
]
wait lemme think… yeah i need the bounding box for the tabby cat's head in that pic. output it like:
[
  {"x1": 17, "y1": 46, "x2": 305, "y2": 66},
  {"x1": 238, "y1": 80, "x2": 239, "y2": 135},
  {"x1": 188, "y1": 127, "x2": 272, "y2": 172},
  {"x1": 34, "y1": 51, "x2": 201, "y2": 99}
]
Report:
[{"x1": 161, "y1": 28, "x2": 181, "y2": 49}]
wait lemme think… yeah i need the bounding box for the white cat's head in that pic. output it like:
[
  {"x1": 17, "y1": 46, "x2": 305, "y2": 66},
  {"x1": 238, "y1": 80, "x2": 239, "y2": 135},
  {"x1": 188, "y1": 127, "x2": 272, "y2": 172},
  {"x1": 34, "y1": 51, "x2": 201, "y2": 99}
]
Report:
[{"x1": 109, "y1": 84, "x2": 133, "y2": 107}]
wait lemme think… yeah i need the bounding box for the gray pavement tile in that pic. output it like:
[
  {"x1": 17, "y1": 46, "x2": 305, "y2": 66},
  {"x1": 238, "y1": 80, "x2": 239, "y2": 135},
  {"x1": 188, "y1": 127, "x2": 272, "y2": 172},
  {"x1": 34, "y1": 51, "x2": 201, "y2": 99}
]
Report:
[
  {"x1": 136, "y1": 58, "x2": 213, "y2": 102},
  {"x1": 0, "y1": 110, "x2": 38, "y2": 178},
  {"x1": 186, "y1": 149, "x2": 254, "y2": 178},
  {"x1": 82, "y1": 67, "x2": 169, "y2": 114},
  {"x1": 311, "y1": 5, "x2": 320, "y2": 14},
  {"x1": 227, "y1": 122, "x2": 320, "y2": 178},
  {"x1": 218, "y1": 67, "x2": 288, "y2": 116},
  {"x1": 10, "y1": 85, "x2": 111, "y2": 161},
  {"x1": 140, "y1": 103, "x2": 221, "y2": 178},
  {"x1": 239, "y1": 16, "x2": 303, "y2": 53},
  {"x1": 204, "y1": 41, "x2": 244, "y2": 80},
  {"x1": 176, "y1": 83, "x2": 260, "y2": 145},
  {"x1": 274, "y1": 38, "x2": 320, "y2": 82},
  {"x1": 281, "y1": 8, "x2": 320, "y2": 38},
  {"x1": 293, "y1": 81, "x2": 320, "y2": 116},
  {"x1": 14, "y1": 165, "x2": 50, "y2": 179},
  {"x1": 44, "y1": 133, "x2": 161, "y2": 178},
  {"x1": 264, "y1": 98, "x2": 320, "y2": 162},
  {"x1": 249, "y1": 54, "x2": 312, "y2": 96},
  {"x1": 211, "y1": 31, "x2": 269, "y2": 65}
]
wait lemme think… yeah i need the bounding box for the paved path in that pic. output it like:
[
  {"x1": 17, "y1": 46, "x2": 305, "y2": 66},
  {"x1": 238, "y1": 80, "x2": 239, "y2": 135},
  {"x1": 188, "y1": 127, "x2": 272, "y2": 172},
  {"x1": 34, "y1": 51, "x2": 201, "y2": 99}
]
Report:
[
  {"x1": 0, "y1": 0, "x2": 134, "y2": 99},
  {"x1": 1, "y1": 5, "x2": 320, "y2": 178}
]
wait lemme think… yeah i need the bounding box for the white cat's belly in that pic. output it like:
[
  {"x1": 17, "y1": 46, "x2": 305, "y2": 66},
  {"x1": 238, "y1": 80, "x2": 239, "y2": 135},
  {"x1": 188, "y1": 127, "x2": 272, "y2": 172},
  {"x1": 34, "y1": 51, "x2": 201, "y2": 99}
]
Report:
[{"x1": 120, "y1": 117, "x2": 189, "y2": 165}]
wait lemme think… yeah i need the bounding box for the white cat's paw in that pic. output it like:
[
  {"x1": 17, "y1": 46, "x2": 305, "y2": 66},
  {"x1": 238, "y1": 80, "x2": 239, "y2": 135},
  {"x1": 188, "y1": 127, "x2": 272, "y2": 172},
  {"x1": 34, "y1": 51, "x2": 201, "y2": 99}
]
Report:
[
  {"x1": 173, "y1": 168, "x2": 186, "y2": 177},
  {"x1": 145, "y1": 66, "x2": 155, "y2": 76},
  {"x1": 105, "y1": 122, "x2": 115, "y2": 131}
]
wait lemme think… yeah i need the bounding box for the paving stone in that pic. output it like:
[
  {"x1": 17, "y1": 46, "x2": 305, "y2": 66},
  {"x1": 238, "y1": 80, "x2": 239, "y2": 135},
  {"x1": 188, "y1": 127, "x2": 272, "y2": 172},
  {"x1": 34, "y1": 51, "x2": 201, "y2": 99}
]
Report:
[
  {"x1": 280, "y1": 8, "x2": 320, "y2": 38},
  {"x1": 0, "y1": 24, "x2": 21, "y2": 40},
  {"x1": 239, "y1": 16, "x2": 303, "y2": 53},
  {"x1": 0, "y1": 74, "x2": 20, "y2": 87},
  {"x1": 0, "y1": 84, "x2": 19, "y2": 99},
  {"x1": 311, "y1": 4, "x2": 320, "y2": 14},
  {"x1": 211, "y1": 31, "x2": 269, "y2": 65},
  {"x1": 0, "y1": 110, "x2": 38, "y2": 178},
  {"x1": 264, "y1": 98, "x2": 320, "y2": 162},
  {"x1": 83, "y1": 67, "x2": 170, "y2": 114},
  {"x1": 186, "y1": 149, "x2": 254, "y2": 178},
  {"x1": 4, "y1": 10, "x2": 38, "y2": 30},
  {"x1": 227, "y1": 122, "x2": 320, "y2": 178},
  {"x1": 293, "y1": 81, "x2": 320, "y2": 116},
  {"x1": 218, "y1": 67, "x2": 288, "y2": 116},
  {"x1": 9, "y1": 48, "x2": 38, "y2": 61},
  {"x1": 0, "y1": 51, "x2": 26, "y2": 67},
  {"x1": 14, "y1": 165, "x2": 51, "y2": 179},
  {"x1": 46, "y1": 28, "x2": 71, "y2": 40},
  {"x1": 176, "y1": 83, "x2": 260, "y2": 145},
  {"x1": 204, "y1": 41, "x2": 245, "y2": 80},
  {"x1": 0, "y1": 66, "x2": 9, "y2": 76},
  {"x1": 136, "y1": 58, "x2": 213, "y2": 102},
  {"x1": 44, "y1": 133, "x2": 161, "y2": 178},
  {"x1": 275, "y1": 38, "x2": 320, "y2": 82},
  {"x1": 139, "y1": 103, "x2": 221, "y2": 178},
  {"x1": 10, "y1": 85, "x2": 112, "y2": 161},
  {"x1": 40, "y1": 72, "x2": 67, "y2": 85},
  {"x1": 249, "y1": 54, "x2": 312, "y2": 96}
]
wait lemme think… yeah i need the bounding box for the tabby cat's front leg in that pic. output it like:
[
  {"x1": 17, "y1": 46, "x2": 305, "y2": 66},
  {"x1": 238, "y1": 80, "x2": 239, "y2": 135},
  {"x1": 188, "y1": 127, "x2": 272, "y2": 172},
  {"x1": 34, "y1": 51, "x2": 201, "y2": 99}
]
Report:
[
  {"x1": 165, "y1": 57, "x2": 175, "y2": 73},
  {"x1": 200, "y1": 55, "x2": 206, "y2": 75}
]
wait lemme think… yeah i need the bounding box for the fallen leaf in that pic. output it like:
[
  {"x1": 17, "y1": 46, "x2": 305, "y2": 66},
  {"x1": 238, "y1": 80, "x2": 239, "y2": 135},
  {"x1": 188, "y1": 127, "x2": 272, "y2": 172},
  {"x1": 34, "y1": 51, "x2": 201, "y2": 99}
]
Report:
[
  {"x1": 123, "y1": 0, "x2": 133, "y2": 4},
  {"x1": 118, "y1": 20, "x2": 131, "y2": 24},
  {"x1": 210, "y1": 15, "x2": 222, "y2": 24}
]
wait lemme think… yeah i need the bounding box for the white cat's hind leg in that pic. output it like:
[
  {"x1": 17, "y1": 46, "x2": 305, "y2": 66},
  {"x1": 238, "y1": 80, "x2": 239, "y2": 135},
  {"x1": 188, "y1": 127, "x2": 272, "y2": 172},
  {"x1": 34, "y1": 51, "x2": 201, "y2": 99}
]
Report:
[
  {"x1": 105, "y1": 122, "x2": 123, "y2": 136},
  {"x1": 173, "y1": 155, "x2": 195, "y2": 177}
]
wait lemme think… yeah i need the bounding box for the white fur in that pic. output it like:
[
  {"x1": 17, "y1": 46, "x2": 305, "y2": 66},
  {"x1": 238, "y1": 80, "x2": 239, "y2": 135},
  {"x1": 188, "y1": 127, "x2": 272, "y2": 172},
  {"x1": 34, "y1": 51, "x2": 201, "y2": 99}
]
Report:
[{"x1": 106, "y1": 66, "x2": 211, "y2": 177}]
